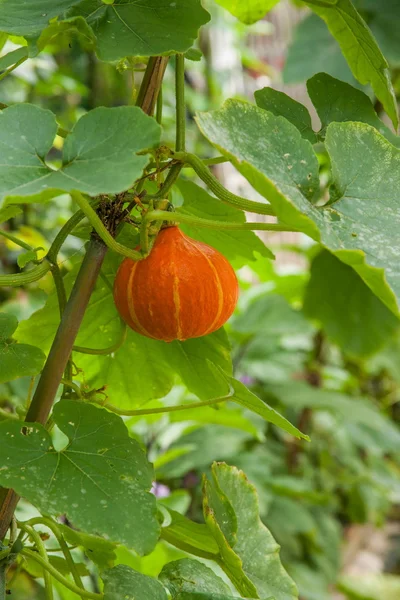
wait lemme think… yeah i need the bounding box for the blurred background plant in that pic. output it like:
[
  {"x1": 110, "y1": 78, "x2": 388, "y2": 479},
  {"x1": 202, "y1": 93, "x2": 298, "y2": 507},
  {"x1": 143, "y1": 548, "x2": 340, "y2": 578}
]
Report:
[{"x1": 1, "y1": 1, "x2": 400, "y2": 599}]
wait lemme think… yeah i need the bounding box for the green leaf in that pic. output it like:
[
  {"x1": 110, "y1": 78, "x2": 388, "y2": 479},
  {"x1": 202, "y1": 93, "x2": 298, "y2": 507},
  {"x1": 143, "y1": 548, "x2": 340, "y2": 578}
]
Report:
[
  {"x1": 31, "y1": 15, "x2": 96, "y2": 55},
  {"x1": 0, "y1": 104, "x2": 161, "y2": 205},
  {"x1": 0, "y1": 205, "x2": 22, "y2": 223},
  {"x1": 102, "y1": 565, "x2": 167, "y2": 600},
  {"x1": 0, "y1": 46, "x2": 27, "y2": 70},
  {"x1": 0, "y1": 313, "x2": 45, "y2": 383},
  {"x1": 283, "y1": 14, "x2": 356, "y2": 86},
  {"x1": 255, "y1": 87, "x2": 316, "y2": 143},
  {"x1": 67, "y1": 0, "x2": 210, "y2": 61},
  {"x1": 303, "y1": 249, "x2": 399, "y2": 357},
  {"x1": 227, "y1": 376, "x2": 309, "y2": 441},
  {"x1": 0, "y1": 401, "x2": 159, "y2": 554},
  {"x1": 161, "y1": 509, "x2": 220, "y2": 559},
  {"x1": 233, "y1": 294, "x2": 313, "y2": 337},
  {"x1": 339, "y1": 574, "x2": 400, "y2": 600},
  {"x1": 176, "y1": 179, "x2": 274, "y2": 267},
  {"x1": 307, "y1": 72, "x2": 400, "y2": 146},
  {"x1": 59, "y1": 525, "x2": 117, "y2": 569},
  {"x1": 214, "y1": 0, "x2": 280, "y2": 24},
  {"x1": 160, "y1": 559, "x2": 232, "y2": 598},
  {"x1": 16, "y1": 253, "x2": 232, "y2": 405},
  {"x1": 17, "y1": 248, "x2": 41, "y2": 269},
  {"x1": 196, "y1": 100, "x2": 400, "y2": 316},
  {"x1": 302, "y1": 0, "x2": 398, "y2": 128},
  {"x1": 203, "y1": 463, "x2": 298, "y2": 600},
  {"x1": 0, "y1": 1, "x2": 82, "y2": 36}
]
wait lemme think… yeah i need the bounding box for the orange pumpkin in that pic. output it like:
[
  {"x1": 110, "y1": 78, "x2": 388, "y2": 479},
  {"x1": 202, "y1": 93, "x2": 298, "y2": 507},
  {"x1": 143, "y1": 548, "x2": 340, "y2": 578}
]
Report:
[{"x1": 113, "y1": 226, "x2": 238, "y2": 342}]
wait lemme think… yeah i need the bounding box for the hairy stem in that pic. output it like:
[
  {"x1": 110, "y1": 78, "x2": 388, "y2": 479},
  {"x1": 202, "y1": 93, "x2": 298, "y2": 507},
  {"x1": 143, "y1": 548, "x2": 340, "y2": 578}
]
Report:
[
  {"x1": 89, "y1": 392, "x2": 232, "y2": 416},
  {"x1": 26, "y1": 517, "x2": 85, "y2": 594},
  {"x1": 174, "y1": 152, "x2": 277, "y2": 216},
  {"x1": 0, "y1": 229, "x2": 34, "y2": 251},
  {"x1": 0, "y1": 261, "x2": 51, "y2": 287},
  {"x1": 19, "y1": 523, "x2": 54, "y2": 600}
]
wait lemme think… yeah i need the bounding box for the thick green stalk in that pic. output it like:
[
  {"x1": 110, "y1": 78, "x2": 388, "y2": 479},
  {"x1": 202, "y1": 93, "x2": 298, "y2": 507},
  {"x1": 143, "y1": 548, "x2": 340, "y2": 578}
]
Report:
[
  {"x1": 151, "y1": 54, "x2": 186, "y2": 199},
  {"x1": 140, "y1": 210, "x2": 296, "y2": 253},
  {"x1": 27, "y1": 517, "x2": 85, "y2": 594},
  {"x1": 174, "y1": 151, "x2": 277, "y2": 216},
  {"x1": 0, "y1": 261, "x2": 50, "y2": 287},
  {"x1": 19, "y1": 523, "x2": 54, "y2": 600},
  {"x1": 175, "y1": 54, "x2": 185, "y2": 152}
]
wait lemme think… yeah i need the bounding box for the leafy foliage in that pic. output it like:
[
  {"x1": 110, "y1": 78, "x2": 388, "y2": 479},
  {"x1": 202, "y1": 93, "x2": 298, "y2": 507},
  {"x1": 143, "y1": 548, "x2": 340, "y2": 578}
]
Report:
[
  {"x1": 0, "y1": 401, "x2": 159, "y2": 554},
  {"x1": 0, "y1": 104, "x2": 161, "y2": 205},
  {"x1": 0, "y1": 313, "x2": 45, "y2": 383}
]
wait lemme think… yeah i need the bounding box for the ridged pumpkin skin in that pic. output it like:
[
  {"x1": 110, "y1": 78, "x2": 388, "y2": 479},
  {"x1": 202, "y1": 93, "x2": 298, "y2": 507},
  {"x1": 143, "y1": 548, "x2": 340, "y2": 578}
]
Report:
[{"x1": 113, "y1": 226, "x2": 238, "y2": 342}]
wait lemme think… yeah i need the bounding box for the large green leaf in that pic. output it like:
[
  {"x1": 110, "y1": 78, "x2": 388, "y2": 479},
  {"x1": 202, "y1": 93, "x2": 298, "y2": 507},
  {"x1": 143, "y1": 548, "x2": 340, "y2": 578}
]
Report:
[
  {"x1": 0, "y1": 104, "x2": 160, "y2": 205},
  {"x1": 0, "y1": 401, "x2": 159, "y2": 554},
  {"x1": 0, "y1": 313, "x2": 45, "y2": 383},
  {"x1": 283, "y1": 14, "x2": 356, "y2": 86},
  {"x1": 176, "y1": 179, "x2": 273, "y2": 267},
  {"x1": 196, "y1": 100, "x2": 400, "y2": 315},
  {"x1": 203, "y1": 463, "x2": 298, "y2": 599},
  {"x1": 214, "y1": 0, "x2": 280, "y2": 24},
  {"x1": 0, "y1": 0, "x2": 82, "y2": 36},
  {"x1": 302, "y1": 0, "x2": 398, "y2": 127},
  {"x1": 307, "y1": 72, "x2": 400, "y2": 146},
  {"x1": 160, "y1": 559, "x2": 233, "y2": 598},
  {"x1": 102, "y1": 565, "x2": 167, "y2": 600},
  {"x1": 16, "y1": 254, "x2": 232, "y2": 405},
  {"x1": 303, "y1": 249, "x2": 399, "y2": 357},
  {"x1": 67, "y1": 0, "x2": 210, "y2": 61},
  {"x1": 255, "y1": 87, "x2": 316, "y2": 144}
]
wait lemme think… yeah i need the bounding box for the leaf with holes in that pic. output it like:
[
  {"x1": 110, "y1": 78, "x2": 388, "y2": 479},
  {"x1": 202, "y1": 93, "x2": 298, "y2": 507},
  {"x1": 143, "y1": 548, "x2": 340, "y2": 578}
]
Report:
[
  {"x1": 255, "y1": 86, "x2": 316, "y2": 144},
  {"x1": 0, "y1": 104, "x2": 160, "y2": 206},
  {"x1": 196, "y1": 100, "x2": 400, "y2": 316},
  {"x1": 0, "y1": 401, "x2": 159, "y2": 554},
  {"x1": 0, "y1": 313, "x2": 45, "y2": 384}
]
